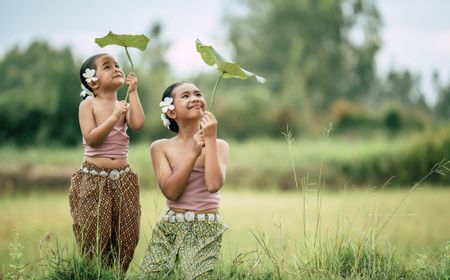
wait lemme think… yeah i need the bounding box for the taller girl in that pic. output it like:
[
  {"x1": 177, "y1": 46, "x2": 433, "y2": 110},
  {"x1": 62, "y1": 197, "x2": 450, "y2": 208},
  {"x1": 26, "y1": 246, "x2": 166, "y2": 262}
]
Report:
[{"x1": 69, "y1": 53, "x2": 144, "y2": 272}]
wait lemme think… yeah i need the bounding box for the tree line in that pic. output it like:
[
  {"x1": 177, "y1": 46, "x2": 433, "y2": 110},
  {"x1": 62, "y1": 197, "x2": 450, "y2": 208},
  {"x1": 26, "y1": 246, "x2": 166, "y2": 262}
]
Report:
[{"x1": 0, "y1": 0, "x2": 448, "y2": 146}]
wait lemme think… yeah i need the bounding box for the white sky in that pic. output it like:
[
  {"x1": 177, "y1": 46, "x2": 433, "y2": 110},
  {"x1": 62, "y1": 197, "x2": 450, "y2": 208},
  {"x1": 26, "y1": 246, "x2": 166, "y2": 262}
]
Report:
[{"x1": 1, "y1": 0, "x2": 449, "y2": 104}]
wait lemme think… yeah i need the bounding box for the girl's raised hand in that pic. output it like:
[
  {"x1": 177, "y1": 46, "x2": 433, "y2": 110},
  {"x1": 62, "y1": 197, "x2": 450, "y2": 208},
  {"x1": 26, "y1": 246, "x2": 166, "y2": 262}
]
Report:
[
  {"x1": 113, "y1": 100, "x2": 129, "y2": 119},
  {"x1": 126, "y1": 72, "x2": 138, "y2": 93},
  {"x1": 200, "y1": 111, "x2": 217, "y2": 139},
  {"x1": 192, "y1": 130, "x2": 205, "y2": 157}
]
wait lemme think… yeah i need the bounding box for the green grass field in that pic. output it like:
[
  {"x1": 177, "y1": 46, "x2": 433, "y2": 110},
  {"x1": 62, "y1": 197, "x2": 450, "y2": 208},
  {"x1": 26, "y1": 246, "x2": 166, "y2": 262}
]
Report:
[
  {"x1": 1, "y1": 187, "x2": 449, "y2": 277},
  {"x1": 1, "y1": 136, "x2": 449, "y2": 278}
]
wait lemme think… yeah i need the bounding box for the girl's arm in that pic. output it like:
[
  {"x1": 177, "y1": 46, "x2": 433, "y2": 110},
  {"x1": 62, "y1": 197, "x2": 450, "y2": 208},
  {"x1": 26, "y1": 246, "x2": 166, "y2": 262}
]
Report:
[
  {"x1": 125, "y1": 72, "x2": 145, "y2": 131},
  {"x1": 150, "y1": 137, "x2": 204, "y2": 201},
  {"x1": 201, "y1": 111, "x2": 229, "y2": 192},
  {"x1": 79, "y1": 99, "x2": 128, "y2": 147}
]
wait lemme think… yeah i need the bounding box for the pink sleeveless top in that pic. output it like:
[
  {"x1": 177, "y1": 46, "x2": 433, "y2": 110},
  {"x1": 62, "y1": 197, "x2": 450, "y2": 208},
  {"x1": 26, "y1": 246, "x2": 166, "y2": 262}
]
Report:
[
  {"x1": 83, "y1": 120, "x2": 129, "y2": 158},
  {"x1": 167, "y1": 167, "x2": 220, "y2": 211}
]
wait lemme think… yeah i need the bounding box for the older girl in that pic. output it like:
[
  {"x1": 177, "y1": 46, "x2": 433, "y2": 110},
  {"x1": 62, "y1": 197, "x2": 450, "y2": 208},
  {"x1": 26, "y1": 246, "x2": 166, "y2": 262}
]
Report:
[{"x1": 141, "y1": 81, "x2": 228, "y2": 279}]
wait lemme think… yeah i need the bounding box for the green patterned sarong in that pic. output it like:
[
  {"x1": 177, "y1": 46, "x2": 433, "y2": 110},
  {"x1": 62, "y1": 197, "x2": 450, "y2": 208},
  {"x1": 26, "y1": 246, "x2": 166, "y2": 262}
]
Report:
[{"x1": 141, "y1": 209, "x2": 227, "y2": 279}]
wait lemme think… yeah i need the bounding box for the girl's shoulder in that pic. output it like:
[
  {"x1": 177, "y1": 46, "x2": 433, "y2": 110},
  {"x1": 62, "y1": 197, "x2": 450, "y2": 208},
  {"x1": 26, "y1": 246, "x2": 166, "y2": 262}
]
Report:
[
  {"x1": 79, "y1": 96, "x2": 94, "y2": 106},
  {"x1": 216, "y1": 138, "x2": 229, "y2": 148},
  {"x1": 150, "y1": 138, "x2": 171, "y2": 153},
  {"x1": 78, "y1": 97, "x2": 94, "y2": 113},
  {"x1": 216, "y1": 138, "x2": 230, "y2": 154}
]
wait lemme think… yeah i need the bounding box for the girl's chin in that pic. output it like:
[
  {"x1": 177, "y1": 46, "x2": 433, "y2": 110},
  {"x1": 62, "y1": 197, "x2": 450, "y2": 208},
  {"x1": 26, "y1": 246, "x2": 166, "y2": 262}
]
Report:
[
  {"x1": 189, "y1": 108, "x2": 204, "y2": 113},
  {"x1": 187, "y1": 112, "x2": 204, "y2": 120},
  {"x1": 113, "y1": 81, "x2": 125, "y2": 88}
]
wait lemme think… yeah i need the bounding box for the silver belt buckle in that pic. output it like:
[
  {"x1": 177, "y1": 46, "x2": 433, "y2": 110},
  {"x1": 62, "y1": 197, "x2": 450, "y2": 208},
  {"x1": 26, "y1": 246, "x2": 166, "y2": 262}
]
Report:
[
  {"x1": 207, "y1": 214, "x2": 216, "y2": 222},
  {"x1": 185, "y1": 211, "x2": 195, "y2": 222},
  {"x1": 197, "y1": 213, "x2": 206, "y2": 221},
  {"x1": 175, "y1": 213, "x2": 184, "y2": 222},
  {"x1": 109, "y1": 169, "x2": 120, "y2": 180}
]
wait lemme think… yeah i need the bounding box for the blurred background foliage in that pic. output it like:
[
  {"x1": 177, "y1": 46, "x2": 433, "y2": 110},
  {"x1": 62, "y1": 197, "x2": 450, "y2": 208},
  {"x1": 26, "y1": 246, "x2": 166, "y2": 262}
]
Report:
[{"x1": 0, "y1": 0, "x2": 449, "y2": 190}]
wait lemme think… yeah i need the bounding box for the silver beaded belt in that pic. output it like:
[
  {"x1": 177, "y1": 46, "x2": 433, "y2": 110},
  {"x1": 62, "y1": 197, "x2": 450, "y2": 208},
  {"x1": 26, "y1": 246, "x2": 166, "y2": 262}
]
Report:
[
  {"x1": 80, "y1": 166, "x2": 131, "y2": 180},
  {"x1": 162, "y1": 208, "x2": 219, "y2": 223}
]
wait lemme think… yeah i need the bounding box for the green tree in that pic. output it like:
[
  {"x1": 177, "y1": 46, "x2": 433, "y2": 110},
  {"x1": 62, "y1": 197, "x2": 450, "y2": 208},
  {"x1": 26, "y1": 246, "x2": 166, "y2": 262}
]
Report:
[
  {"x1": 433, "y1": 71, "x2": 450, "y2": 121},
  {"x1": 377, "y1": 69, "x2": 425, "y2": 107},
  {"x1": 0, "y1": 42, "x2": 79, "y2": 146},
  {"x1": 227, "y1": 0, "x2": 381, "y2": 111}
]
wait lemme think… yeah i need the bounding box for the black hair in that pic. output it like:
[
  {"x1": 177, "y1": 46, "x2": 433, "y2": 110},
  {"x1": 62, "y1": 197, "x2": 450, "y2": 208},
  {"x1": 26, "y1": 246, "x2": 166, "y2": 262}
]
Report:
[
  {"x1": 161, "y1": 81, "x2": 194, "y2": 133},
  {"x1": 79, "y1": 53, "x2": 107, "y2": 99}
]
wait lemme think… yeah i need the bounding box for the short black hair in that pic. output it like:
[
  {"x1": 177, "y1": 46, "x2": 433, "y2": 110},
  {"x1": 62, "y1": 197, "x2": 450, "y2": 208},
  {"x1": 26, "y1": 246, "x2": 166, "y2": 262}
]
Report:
[
  {"x1": 79, "y1": 53, "x2": 107, "y2": 99},
  {"x1": 161, "y1": 81, "x2": 194, "y2": 133}
]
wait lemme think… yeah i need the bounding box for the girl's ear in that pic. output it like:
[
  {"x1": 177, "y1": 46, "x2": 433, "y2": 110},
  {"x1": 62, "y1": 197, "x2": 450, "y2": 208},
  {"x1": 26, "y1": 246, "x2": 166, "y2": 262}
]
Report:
[
  {"x1": 167, "y1": 109, "x2": 176, "y2": 119},
  {"x1": 89, "y1": 80, "x2": 99, "y2": 90}
]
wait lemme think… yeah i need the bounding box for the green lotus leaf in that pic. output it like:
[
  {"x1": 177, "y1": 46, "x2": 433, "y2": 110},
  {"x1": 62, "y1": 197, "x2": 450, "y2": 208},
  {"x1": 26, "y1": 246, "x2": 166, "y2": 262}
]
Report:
[
  {"x1": 95, "y1": 31, "x2": 150, "y2": 51},
  {"x1": 195, "y1": 39, "x2": 265, "y2": 84}
]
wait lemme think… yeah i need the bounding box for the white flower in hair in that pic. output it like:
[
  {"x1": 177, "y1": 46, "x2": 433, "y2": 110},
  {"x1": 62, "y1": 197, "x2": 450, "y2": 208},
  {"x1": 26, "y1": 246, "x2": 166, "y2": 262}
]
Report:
[
  {"x1": 83, "y1": 68, "x2": 98, "y2": 83},
  {"x1": 161, "y1": 114, "x2": 171, "y2": 129},
  {"x1": 159, "y1": 97, "x2": 175, "y2": 113},
  {"x1": 80, "y1": 84, "x2": 94, "y2": 99}
]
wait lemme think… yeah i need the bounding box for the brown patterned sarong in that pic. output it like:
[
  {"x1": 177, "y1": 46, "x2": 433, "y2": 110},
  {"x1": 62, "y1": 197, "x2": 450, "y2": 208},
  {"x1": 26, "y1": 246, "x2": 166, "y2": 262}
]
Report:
[{"x1": 68, "y1": 161, "x2": 141, "y2": 271}]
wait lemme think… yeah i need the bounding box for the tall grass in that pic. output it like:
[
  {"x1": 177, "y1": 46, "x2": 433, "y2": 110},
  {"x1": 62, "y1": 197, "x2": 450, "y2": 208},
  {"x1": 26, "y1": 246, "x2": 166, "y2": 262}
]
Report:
[
  {"x1": 225, "y1": 126, "x2": 450, "y2": 279},
  {"x1": 2, "y1": 189, "x2": 449, "y2": 279},
  {"x1": 1, "y1": 130, "x2": 449, "y2": 278}
]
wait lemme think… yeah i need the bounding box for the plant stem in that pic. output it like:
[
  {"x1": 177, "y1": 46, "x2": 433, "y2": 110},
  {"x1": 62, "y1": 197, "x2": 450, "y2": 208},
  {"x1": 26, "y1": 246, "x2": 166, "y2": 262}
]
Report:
[
  {"x1": 125, "y1": 46, "x2": 134, "y2": 71},
  {"x1": 282, "y1": 126, "x2": 307, "y2": 244},
  {"x1": 209, "y1": 72, "x2": 224, "y2": 112},
  {"x1": 374, "y1": 158, "x2": 449, "y2": 239},
  {"x1": 123, "y1": 47, "x2": 134, "y2": 102},
  {"x1": 124, "y1": 89, "x2": 129, "y2": 103}
]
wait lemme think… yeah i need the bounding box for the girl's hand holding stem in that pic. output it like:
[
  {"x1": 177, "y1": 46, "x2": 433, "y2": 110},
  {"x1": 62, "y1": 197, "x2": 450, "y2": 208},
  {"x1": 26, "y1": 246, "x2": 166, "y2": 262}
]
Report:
[
  {"x1": 200, "y1": 111, "x2": 217, "y2": 140},
  {"x1": 124, "y1": 72, "x2": 138, "y2": 102},
  {"x1": 113, "y1": 100, "x2": 129, "y2": 120},
  {"x1": 191, "y1": 111, "x2": 218, "y2": 158},
  {"x1": 126, "y1": 72, "x2": 138, "y2": 93}
]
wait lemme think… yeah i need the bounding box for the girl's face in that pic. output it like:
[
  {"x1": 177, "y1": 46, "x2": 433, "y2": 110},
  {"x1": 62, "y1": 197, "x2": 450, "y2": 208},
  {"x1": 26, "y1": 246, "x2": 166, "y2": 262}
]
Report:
[
  {"x1": 170, "y1": 82, "x2": 206, "y2": 120},
  {"x1": 92, "y1": 55, "x2": 125, "y2": 90}
]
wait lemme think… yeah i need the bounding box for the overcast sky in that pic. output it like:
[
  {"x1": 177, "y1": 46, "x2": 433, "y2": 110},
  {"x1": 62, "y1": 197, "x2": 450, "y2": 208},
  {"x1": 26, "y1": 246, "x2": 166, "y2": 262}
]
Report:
[{"x1": 1, "y1": 0, "x2": 449, "y2": 104}]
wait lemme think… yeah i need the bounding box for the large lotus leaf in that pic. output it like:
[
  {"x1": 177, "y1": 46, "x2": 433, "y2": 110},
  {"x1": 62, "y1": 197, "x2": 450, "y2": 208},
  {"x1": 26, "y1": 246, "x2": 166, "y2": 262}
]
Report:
[
  {"x1": 95, "y1": 31, "x2": 149, "y2": 51},
  {"x1": 195, "y1": 39, "x2": 265, "y2": 83}
]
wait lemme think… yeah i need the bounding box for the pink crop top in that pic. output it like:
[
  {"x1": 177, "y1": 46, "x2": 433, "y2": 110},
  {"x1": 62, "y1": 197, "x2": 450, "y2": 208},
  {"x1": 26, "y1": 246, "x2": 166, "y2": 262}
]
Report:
[
  {"x1": 167, "y1": 167, "x2": 220, "y2": 211},
  {"x1": 83, "y1": 120, "x2": 129, "y2": 158}
]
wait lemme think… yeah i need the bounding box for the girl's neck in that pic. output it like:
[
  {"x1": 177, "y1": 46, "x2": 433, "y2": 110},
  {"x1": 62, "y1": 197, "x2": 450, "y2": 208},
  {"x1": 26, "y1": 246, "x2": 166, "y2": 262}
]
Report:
[
  {"x1": 94, "y1": 89, "x2": 118, "y2": 101},
  {"x1": 176, "y1": 122, "x2": 201, "y2": 140}
]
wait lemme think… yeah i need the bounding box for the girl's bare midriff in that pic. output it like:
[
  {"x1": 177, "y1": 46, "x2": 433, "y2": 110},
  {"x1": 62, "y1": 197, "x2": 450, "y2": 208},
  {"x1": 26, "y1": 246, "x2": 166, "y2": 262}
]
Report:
[
  {"x1": 84, "y1": 156, "x2": 128, "y2": 169},
  {"x1": 170, "y1": 207, "x2": 219, "y2": 214}
]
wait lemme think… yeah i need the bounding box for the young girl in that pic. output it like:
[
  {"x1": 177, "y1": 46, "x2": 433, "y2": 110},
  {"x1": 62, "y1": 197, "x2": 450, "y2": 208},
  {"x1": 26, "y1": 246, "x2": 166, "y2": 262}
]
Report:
[
  {"x1": 68, "y1": 53, "x2": 145, "y2": 272},
  {"x1": 141, "y1": 81, "x2": 229, "y2": 279}
]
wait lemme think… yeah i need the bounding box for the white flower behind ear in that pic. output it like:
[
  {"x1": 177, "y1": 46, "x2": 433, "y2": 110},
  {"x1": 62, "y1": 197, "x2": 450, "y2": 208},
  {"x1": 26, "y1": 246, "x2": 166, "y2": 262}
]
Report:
[
  {"x1": 83, "y1": 68, "x2": 98, "y2": 83},
  {"x1": 161, "y1": 114, "x2": 171, "y2": 129},
  {"x1": 80, "y1": 84, "x2": 94, "y2": 99},
  {"x1": 159, "y1": 97, "x2": 174, "y2": 113},
  {"x1": 159, "y1": 97, "x2": 174, "y2": 129}
]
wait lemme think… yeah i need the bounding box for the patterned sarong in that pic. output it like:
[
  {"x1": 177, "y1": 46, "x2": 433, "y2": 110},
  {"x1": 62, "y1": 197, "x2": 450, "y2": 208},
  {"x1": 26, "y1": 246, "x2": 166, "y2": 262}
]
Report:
[
  {"x1": 141, "y1": 209, "x2": 227, "y2": 279},
  {"x1": 68, "y1": 161, "x2": 141, "y2": 271}
]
